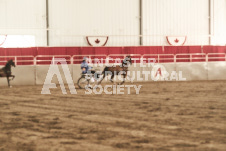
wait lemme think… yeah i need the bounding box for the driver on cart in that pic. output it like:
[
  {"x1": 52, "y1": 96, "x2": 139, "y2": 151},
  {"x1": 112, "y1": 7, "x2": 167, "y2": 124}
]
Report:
[
  {"x1": 81, "y1": 57, "x2": 95, "y2": 74},
  {"x1": 81, "y1": 57, "x2": 96, "y2": 87}
]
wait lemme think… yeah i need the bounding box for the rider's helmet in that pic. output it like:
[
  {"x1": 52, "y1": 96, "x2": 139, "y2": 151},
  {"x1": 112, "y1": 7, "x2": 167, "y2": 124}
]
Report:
[{"x1": 83, "y1": 57, "x2": 88, "y2": 62}]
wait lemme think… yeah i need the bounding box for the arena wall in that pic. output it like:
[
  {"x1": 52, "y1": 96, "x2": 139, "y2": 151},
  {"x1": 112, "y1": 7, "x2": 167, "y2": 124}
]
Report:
[
  {"x1": 35, "y1": 65, "x2": 73, "y2": 85},
  {"x1": 1, "y1": 62, "x2": 226, "y2": 86},
  {"x1": 207, "y1": 62, "x2": 226, "y2": 80},
  {"x1": 0, "y1": 46, "x2": 226, "y2": 86},
  {"x1": 0, "y1": 65, "x2": 35, "y2": 86},
  {"x1": 176, "y1": 63, "x2": 208, "y2": 81}
]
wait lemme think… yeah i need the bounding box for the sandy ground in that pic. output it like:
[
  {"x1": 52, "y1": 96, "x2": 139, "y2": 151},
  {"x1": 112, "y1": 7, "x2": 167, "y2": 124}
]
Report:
[{"x1": 0, "y1": 81, "x2": 226, "y2": 151}]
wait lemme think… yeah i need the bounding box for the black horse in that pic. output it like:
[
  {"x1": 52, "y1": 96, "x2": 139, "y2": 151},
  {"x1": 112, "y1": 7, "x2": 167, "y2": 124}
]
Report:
[
  {"x1": 0, "y1": 60, "x2": 16, "y2": 87},
  {"x1": 98, "y1": 56, "x2": 132, "y2": 85}
]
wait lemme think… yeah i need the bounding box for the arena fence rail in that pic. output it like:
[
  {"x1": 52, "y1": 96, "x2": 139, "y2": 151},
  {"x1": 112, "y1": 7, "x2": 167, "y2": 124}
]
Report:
[{"x1": 1, "y1": 53, "x2": 226, "y2": 86}]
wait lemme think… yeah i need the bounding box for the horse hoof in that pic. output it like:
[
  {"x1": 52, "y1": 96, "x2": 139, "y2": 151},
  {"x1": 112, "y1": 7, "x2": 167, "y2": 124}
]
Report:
[{"x1": 9, "y1": 86, "x2": 12, "y2": 88}]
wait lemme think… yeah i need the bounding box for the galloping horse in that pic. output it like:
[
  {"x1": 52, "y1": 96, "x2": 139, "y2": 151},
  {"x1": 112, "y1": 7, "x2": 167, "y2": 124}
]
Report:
[
  {"x1": 0, "y1": 60, "x2": 16, "y2": 87},
  {"x1": 98, "y1": 56, "x2": 132, "y2": 85}
]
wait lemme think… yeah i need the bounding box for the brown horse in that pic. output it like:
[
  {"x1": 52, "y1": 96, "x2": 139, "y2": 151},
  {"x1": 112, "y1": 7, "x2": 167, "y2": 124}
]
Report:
[
  {"x1": 98, "y1": 56, "x2": 132, "y2": 85},
  {"x1": 0, "y1": 60, "x2": 16, "y2": 87}
]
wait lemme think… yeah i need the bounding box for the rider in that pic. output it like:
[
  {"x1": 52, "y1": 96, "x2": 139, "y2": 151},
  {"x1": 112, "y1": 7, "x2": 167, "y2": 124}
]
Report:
[
  {"x1": 81, "y1": 57, "x2": 90, "y2": 74},
  {"x1": 122, "y1": 56, "x2": 131, "y2": 67},
  {"x1": 81, "y1": 57, "x2": 95, "y2": 74},
  {"x1": 81, "y1": 57, "x2": 96, "y2": 85}
]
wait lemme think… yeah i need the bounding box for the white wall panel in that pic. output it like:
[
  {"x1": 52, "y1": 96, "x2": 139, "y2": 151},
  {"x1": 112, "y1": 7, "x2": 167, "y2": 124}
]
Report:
[
  {"x1": 176, "y1": 62, "x2": 208, "y2": 81},
  {"x1": 2, "y1": 61, "x2": 226, "y2": 87},
  {"x1": 36, "y1": 65, "x2": 73, "y2": 85},
  {"x1": 0, "y1": 65, "x2": 35, "y2": 86},
  {"x1": 0, "y1": 0, "x2": 225, "y2": 46},
  {"x1": 208, "y1": 62, "x2": 226, "y2": 80},
  {"x1": 0, "y1": 0, "x2": 47, "y2": 46},
  {"x1": 142, "y1": 0, "x2": 209, "y2": 46},
  {"x1": 48, "y1": 0, "x2": 140, "y2": 46},
  {"x1": 211, "y1": 0, "x2": 226, "y2": 45}
]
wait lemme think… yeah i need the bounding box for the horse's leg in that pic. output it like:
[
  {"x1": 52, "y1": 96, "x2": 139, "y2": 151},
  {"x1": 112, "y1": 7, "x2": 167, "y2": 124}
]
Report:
[
  {"x1": 7, "y1": 75, "x2": 15, "y2": 81},
  {"x1": 11, "y1": 75, "x2": 15, "y2": 80},
  {"x1": 119, "y1": 72, "x2": 127, "y2": 85},
  {"x1": 110, "y1": 74, "x2": 115, "y2": 83},
  {"x1": 98, "y1": 73, "x2": 105, "y2": 84},
  {"x1": 7, "y1": 77, "x2": 11, "y2": 87}
]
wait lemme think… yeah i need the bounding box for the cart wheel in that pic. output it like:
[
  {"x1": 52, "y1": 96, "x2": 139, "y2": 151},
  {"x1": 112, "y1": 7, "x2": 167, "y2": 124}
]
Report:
[{"x1": 77, "y1": 76, "x2": 89, "y2": 89}]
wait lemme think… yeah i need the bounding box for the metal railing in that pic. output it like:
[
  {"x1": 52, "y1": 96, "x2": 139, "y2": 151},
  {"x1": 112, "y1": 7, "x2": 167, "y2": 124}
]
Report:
[
  {"x1": 72, "y1": 54, "x2": 108, "y2": 64},
  {"x1": 143, "y1": 54, "x2": 175, "y2": 63},
  {"x1": 0, "y1": 53, "x2": 226, "y2": 66},
  {"x1": 0, "y1": 56, "x2": 35, "y2": 65},
  {"x1": 175, "y1": 53, "x2": 207, "y2": 62},
  {"x1": 207, "y1": 53, "x2": 226, "y2": 61},
  {"x1": 35, "y1": 55, "x2": 71, "y2": 65}
]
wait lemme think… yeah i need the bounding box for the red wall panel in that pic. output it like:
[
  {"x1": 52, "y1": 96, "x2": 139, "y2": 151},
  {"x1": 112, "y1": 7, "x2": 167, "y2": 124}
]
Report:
[
  {"x1": 163, "y1": 46, "x2": 202, "y2": 54},
  {"x1": 203, "y1": 46, "x2": 226, "y2": 53},
  {"x1": 0, "y1": 46, "x2": 225, "y2": 57}
]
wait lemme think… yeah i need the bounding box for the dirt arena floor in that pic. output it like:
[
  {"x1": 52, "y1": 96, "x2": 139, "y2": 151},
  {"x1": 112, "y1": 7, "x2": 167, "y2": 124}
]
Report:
[{"x1": 0, "y1": 81, "x2": 226, "y2": 151}]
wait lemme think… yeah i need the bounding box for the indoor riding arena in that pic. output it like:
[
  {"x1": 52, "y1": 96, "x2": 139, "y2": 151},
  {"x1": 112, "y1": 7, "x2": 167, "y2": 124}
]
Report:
[{"x1": 0, "y1": 0, "x2": 226, "y2": 151}]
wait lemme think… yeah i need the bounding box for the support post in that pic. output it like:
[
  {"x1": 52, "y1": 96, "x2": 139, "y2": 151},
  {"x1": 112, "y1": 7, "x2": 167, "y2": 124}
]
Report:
[
  {"x1": 46, "y1": 0, "x2": 49, "y2": 46},
  {"x1": 139, "y1": 0, "x2": 143, "y2": 46}
]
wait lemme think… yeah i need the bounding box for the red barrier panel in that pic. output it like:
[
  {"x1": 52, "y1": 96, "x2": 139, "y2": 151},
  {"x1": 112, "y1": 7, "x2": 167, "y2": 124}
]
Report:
[
  {"x1": 1, "y1": 46, "x2": 226, "y2": 65},
  {"x1": 0, "y1": 46, "x2": 225, "y2": 57},
  {"x1": 0, "y1": 48, "x2": 36, "y2": 65},
  {"x1": 203, "y1": 46, "x2": 226, "y2": 53},
  {"x1": 163, "y1": 46, "x2": 202, "y2": 54},
  {"x1": 0, "y1": 48, "x2": 37, "y2": 56},
  {"x1": 124, "y1": 46, "x2": 162, "y2": 54},
  {"x1": 37, "y1": 47, "x2": 68, "y2": 55},
  {"x1": 203, "y1": 46, "x2": 226, "y2": 61}
]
